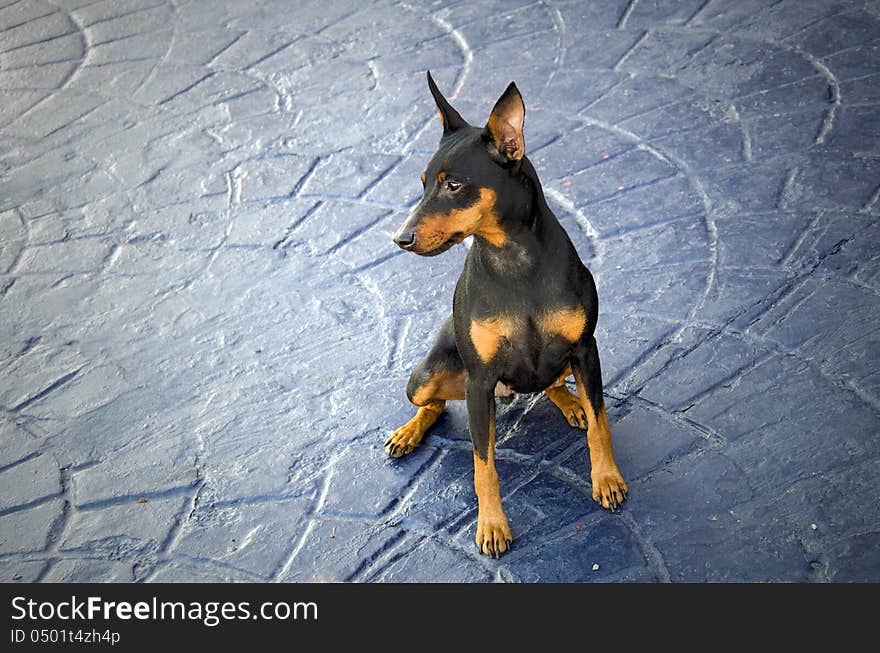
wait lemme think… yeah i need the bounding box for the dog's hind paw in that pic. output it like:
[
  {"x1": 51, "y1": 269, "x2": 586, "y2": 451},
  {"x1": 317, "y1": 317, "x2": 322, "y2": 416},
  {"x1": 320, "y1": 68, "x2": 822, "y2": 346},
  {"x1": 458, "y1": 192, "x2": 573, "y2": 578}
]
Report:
[
  {"x1": 384, "y1": 423, "x2": 424, "y2": 458},
  {"x1": 559, "y1": 402, "x2": 587, "y2": 429},
  {"x1": 545, "y1": 386, "x2": 587, "y2": 429}
]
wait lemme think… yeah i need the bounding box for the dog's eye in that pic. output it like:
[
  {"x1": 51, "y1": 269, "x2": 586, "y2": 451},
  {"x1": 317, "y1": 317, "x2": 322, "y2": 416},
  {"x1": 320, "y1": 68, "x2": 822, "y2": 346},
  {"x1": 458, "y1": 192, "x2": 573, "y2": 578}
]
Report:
[{"x1": 446, "y1": 180, "x2": 462, "y2": 192}]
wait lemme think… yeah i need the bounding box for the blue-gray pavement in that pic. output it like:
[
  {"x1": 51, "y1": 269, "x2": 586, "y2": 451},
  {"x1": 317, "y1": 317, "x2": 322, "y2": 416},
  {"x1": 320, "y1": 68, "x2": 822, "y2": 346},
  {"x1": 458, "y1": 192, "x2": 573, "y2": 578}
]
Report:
[{"x1": 0, "y1": 0, "x2": 878, "y2": 583}]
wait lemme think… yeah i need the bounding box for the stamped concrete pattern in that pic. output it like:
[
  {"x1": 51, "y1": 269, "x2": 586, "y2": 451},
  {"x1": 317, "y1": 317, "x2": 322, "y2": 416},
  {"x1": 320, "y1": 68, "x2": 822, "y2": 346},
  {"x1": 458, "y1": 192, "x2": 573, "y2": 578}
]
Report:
[{"x1": 0, "y1": 0, "x2": 878, "y2": 583}]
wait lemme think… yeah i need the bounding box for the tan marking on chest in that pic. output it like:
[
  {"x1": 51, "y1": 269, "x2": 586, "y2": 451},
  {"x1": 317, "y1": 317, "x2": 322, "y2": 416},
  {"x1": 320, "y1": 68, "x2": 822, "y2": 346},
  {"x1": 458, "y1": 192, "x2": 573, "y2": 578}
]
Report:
[
  {"x1": 539, "y1": 305, "x2": 587, "y2": 342},
  {"x1": 470, "y1": 316, "x2": 516, "y2": 363}
]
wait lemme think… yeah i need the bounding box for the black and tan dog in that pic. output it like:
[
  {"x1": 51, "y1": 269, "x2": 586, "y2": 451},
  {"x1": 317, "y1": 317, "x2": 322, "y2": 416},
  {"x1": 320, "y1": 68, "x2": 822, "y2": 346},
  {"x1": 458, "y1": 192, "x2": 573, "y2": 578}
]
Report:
[{"x1": 386, "y1": 72, "x2": 628, "y2": 557}]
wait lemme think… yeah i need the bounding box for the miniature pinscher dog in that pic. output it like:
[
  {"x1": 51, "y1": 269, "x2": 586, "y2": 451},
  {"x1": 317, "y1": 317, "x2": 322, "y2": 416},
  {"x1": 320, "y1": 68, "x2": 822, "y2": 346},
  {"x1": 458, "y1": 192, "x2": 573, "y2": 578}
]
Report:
[{"x1": 386, "y1": 72, "x2": 628, "y2": 558}]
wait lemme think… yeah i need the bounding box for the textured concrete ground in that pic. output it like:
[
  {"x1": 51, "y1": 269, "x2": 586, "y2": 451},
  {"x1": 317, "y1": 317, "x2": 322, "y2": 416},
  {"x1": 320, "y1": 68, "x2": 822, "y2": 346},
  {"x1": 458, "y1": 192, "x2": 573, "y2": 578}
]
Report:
[{"x1": 1, "y1": 0, "x2": 878, "y2": 583}]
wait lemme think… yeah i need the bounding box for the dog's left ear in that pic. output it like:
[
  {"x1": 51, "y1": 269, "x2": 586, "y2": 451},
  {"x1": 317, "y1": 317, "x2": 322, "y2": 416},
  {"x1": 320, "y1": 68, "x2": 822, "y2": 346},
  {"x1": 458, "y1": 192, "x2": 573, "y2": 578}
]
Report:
[{"x1": 485, "y1": 82, "x2": 525, "y2": 165}]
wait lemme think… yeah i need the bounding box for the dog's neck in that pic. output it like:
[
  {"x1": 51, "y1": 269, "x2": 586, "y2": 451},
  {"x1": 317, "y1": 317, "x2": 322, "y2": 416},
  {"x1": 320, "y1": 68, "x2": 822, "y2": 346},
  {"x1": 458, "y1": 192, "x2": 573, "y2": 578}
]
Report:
[
  {"x1": 473, "y1": 158, "x2": 556, "y2": 279},
  {"x1": 472, "y1": 158, "x2": 553, "y2": 277}
]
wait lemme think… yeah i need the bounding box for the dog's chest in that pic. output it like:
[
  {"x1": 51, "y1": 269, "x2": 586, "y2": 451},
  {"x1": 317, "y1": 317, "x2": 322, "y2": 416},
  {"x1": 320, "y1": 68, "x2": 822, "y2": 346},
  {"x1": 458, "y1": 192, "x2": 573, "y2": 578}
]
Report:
[{"x1": 469, "y1": 305, "x2": 586, "y2": 388}]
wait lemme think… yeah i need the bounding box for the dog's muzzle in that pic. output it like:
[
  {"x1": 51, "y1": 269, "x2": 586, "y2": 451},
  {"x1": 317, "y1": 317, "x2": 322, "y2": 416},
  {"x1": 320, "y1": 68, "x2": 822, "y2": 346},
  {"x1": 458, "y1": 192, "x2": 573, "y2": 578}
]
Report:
[{"x1": 393, "y1": 229, "x2": 416, "y2": 250}]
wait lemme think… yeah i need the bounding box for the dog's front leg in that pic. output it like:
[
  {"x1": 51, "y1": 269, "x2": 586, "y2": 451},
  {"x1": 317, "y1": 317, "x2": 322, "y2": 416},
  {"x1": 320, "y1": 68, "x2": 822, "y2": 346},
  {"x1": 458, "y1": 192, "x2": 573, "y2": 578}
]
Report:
[
  {"x1": 467, "y1": 376, "x2": 512, "y2": 557},
  {"x1": 570, "y1": 336, "x2": 628, "y2": 511}
]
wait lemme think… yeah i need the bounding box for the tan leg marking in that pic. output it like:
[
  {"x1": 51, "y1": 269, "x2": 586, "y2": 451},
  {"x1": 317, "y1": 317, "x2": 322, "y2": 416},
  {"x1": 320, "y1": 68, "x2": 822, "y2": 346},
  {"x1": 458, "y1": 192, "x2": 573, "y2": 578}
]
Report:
[
  {"x1": 473, "y1": 415, "x2": 511, "y2": 557},
  {"x1": 543, "y1": 364, "x2": 585, "y2": 427},
  {"x1": 411, "y1": 370, "x2": 466, "y2": 405},
  {"x1": 385, "y1": 400, "x2": 445, "y2": 458},
  {"x1": 388, "y1": 369, "x2": 466, "y2": 458},
  {"x1": 545, "y1": 385, "x2": 587, "y2": 428},
  {"x1": 572, "y1": 374, "x2": 628, "y2": 511}
]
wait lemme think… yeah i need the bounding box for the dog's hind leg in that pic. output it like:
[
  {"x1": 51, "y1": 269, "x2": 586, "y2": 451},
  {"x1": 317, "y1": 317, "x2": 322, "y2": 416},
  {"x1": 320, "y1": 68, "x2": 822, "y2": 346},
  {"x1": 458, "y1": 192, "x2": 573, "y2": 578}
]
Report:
[
  {"x1": 386, "y1": 316, "x2": 466, "y2": 458},
  {"x1": 544, "y1": 364, "x2": 588, "y2": 428}
]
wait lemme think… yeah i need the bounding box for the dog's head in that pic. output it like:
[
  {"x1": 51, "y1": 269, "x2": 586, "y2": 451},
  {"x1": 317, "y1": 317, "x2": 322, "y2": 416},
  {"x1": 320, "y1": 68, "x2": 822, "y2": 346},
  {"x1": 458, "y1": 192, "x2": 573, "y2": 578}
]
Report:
[{"x1": 392, "y1": 71, "x2": 526, "y2": 256}]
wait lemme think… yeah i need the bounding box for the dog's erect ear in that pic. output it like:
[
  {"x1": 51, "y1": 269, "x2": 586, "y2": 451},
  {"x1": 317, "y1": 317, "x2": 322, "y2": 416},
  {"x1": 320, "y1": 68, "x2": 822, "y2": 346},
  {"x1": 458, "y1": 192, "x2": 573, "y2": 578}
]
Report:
[
  {"x1": 427, "y1": 70, "x2": 467, "y2": 134},
  {"x1": 485, "y1": 82, "x2": 525, "y2": 163}
]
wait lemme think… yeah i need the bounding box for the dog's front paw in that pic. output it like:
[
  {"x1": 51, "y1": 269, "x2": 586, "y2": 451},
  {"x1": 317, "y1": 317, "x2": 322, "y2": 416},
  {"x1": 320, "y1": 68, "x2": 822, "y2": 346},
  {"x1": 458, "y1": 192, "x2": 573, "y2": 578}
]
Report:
[
  {"x1": 591, "y1": 468, "x2": 628, "y2": 511},
  {"x1": 475, "y1": 513, "x2": 513, "y2": 558},
  {"x1": 384, "y1": 422, "x2": 423, "y2": 458}
]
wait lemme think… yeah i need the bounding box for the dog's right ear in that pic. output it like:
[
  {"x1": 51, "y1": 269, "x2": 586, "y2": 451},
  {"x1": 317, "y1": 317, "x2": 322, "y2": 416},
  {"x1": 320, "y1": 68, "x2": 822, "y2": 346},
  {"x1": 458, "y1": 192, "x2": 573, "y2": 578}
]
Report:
[{"x1": 427, "y1": 70, "x2": 467, "y2": 134}]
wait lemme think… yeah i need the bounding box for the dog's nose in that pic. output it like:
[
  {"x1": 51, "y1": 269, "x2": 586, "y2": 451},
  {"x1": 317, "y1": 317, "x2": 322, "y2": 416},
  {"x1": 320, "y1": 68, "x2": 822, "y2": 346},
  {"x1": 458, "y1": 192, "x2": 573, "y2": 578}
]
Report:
[{"x1": 393, "y1": 231, "x2": 416, "y2": 250}]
